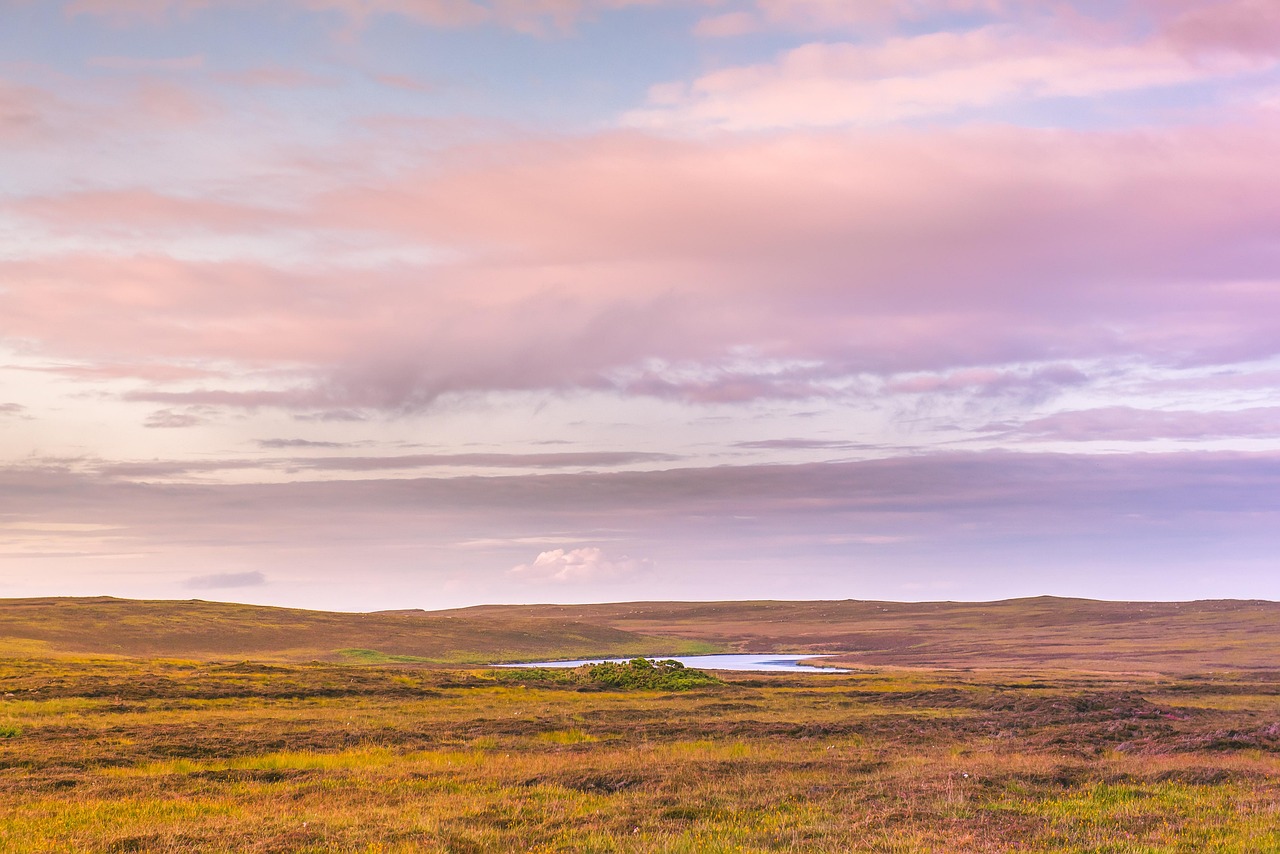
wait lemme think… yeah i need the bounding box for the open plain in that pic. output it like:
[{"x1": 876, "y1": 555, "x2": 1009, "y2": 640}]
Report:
[{"x1": 2, "y1": 596, "x2": 1279, "y2": 852}]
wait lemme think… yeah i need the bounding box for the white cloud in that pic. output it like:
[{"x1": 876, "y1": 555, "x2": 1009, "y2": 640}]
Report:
[{"x1": 509, "y1": 546, "x2": 652, "y2": 584}]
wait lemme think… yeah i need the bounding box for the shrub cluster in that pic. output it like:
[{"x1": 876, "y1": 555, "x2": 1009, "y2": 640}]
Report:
[
  {"x1": 582, "y1": 657, "x2": 721, "y2": 690},
  {"x1": 495, "y1": 658, "x2": 720, "y2": 690}
]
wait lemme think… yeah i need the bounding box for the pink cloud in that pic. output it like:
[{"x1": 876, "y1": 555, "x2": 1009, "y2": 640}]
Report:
[
  {"x1": 372, "y1": 73, "x2": 441, "y2": 93},
  {"x1": 1160, "y1": 0, "x2": 1280, "y2": 57},
  {"x1": 64, "y1": 0, "x2": 208, "y2": 24},
  {"x1": 130, "y1": 78, "x2": 213, "y2": 123},
  {"x1": 13, "y1": 189, "x2": 293, "y2": 234},
  {"x1": 0, "y1": 74, "x2": 222, "y2": 162},
  {"x1": 7, "y1": 0, "x2": 1280, "y2": 609},
  {"x1": 87, "y1": 54, "x2": 205, "y2": 71},
  {"x1": 693, "y1": 11, "x2": 761, "y2": 38},
  {"x1": 0, "y1": 79, "x2": 68, "y2": 145},
  {"x1": 694, "y1": 0, "x2": 1160, "y2": 40},
  {"x1": 63, "y1": 0, "x2": 693, "y2": 32},
  {"x1": 745, "y1": 0, "x2": 1006, "y2": 31},
  {"x1": 705, "y1": 0, "x2": 1280, "y2": 52},
  {"x1": 10, "y1": 361, "x2": 227, "y2": 382},
  {"x1": 8, "y1": 120, "x2": 1280, "y2": 411},
  {"x1": 321, "y1": 124, "x2": 1280, "y2": 333},
  {"x1": 628, "y1": 28, "x2": 1271, "y2": 130},
  {"x1": 213, "y1": 66, "x2": 334, "y2": 88},
  {"x1": 984, "y1": 406, "x2": 1280, "y2": 442}
]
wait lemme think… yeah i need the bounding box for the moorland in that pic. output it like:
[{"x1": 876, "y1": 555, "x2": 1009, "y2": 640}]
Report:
[{"x1": 2, "y1": 596, "x2": 1279, "y2": 852}]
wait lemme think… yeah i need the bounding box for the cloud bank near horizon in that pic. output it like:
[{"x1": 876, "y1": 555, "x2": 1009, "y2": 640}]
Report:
[{"x1": 2, "y1": 451, "x2": 1277, "y2": 609}]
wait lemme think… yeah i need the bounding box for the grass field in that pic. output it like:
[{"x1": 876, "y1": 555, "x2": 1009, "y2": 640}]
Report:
[{"x1": 2, "y1": 597, "x2": 1280, "y2": 851}]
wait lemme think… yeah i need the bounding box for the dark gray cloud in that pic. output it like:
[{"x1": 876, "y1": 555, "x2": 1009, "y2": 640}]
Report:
[
  {"x1": 734, "y1": 438, "x2": 875, "y2": 451},
  {"x1": 6, "y1": 451, "x2": 1278, "y2": 567},
  {"x1": 293, "y1": 410, "x2": 368, "y2": 422},
  {"x1": 257, "y1": 438, "x2": 359, "y2": 449},
  {"x1": 84, "y1": 450, "x2": 681, "y2": 479},
  {"x1": 97, "y1": 459, "x2": 265, "y2": 478},
  {"x1": 143, "y1": 408, "x2": 207, "y2": 429},
  {"x1": 4, "y1": 450, "x2": 1278, "y2": 609},
  {"x1": 279, "y1": 451, "x2": 679, "y2": 472}
]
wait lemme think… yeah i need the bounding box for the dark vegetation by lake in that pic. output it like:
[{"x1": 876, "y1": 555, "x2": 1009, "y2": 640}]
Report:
[
  {"x1": 497, "y1": 654, "x2": 849, "y2": 673},
  {"x1": 495, "y1": 657, "x2": 723, "y2": 690}
]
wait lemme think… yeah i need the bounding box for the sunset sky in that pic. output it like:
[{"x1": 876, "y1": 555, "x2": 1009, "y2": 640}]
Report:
[{"x1": 2, "y1": 0, "x2": 1280, "y2": 611}]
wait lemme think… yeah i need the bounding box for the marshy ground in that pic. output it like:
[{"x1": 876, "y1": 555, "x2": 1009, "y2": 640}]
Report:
[{"x1": 4, "y1": 658, "x2": 1280, "y2": 852}]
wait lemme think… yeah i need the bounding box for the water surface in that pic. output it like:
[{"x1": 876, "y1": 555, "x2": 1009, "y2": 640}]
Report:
[{"x1": 495, "y1": 653, "x2": 848, "y2": 673}]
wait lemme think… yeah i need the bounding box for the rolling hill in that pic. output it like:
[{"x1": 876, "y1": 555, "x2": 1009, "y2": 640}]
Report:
[
  {"x1": 0, "y1": 596, "x2": 714, "y2": 664},
  {"x1": 443, "y1": 597, "x2": 1280, "y2": 672},
  {"x1": 2, "y1": 595, "x2": 1278, "y2": 671}
]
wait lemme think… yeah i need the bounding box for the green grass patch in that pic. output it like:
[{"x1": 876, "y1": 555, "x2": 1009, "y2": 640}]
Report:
[
  {"x1": 584, "y1": 658, "x2": 722, "y2": 690},
  {"x1": 494, "y1": 658, "x2": 722, "y2": 690},
  {"x1": 335, "y1": 648, "x2": 434, "y2": 664}
]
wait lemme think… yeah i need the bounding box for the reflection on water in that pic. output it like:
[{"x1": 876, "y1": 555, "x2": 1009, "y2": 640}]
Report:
[{"x1": 494, "y1": 653, "x2": 849, "y2": 673}]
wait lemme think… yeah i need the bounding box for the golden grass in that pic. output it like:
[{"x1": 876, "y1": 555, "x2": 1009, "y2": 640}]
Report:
[
  {"x1": 4, "y1": 594, "x2": 1280, "y2": 851},
  {"x1": 3, "y1": 656, "x2": 1280, "y2": 852}
]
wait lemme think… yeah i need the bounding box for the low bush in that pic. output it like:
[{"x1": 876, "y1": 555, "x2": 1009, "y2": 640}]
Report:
[
  {"x1": 492, "y1": 667, "x2": 574, "y2": 685},
  {"x1": 582, "y1": 658, "x2": 721, "y2": 690},
  {"x1": 495, "y1": 658, "x2": 721, "y2": 690}
]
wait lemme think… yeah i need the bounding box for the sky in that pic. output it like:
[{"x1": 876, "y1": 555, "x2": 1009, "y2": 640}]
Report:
[{"x1": 2, "y1": 0, "x2": 1280, "y2": 611}]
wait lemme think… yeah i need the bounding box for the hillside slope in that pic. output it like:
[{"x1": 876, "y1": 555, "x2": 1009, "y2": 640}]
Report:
[
  {"x1": 3, "y1": 595, "x2": 1279, "y2": 671},
  {"x1": 0, "y1": 597, "x2": 714, "y2": 664},
  {"x1": 441, "y1": 597, "x2": 1280, "y2": 672}
]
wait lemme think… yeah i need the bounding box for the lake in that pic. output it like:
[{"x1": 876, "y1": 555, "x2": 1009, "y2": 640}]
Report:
[{"x1": 494, "y1": 653, "x2": 849, "y2": 673}]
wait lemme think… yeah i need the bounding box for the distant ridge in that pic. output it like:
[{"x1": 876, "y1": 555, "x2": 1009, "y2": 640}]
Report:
[
  {"x1": 0, "y1": 597, "x2": 710, "y2": 665},
  {"x1": 2, "y1": 596, "x2": 1278, "y2": 671},
  {"x1": 431, "y1": 596, "x2": 1280, "y2": 672}
]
